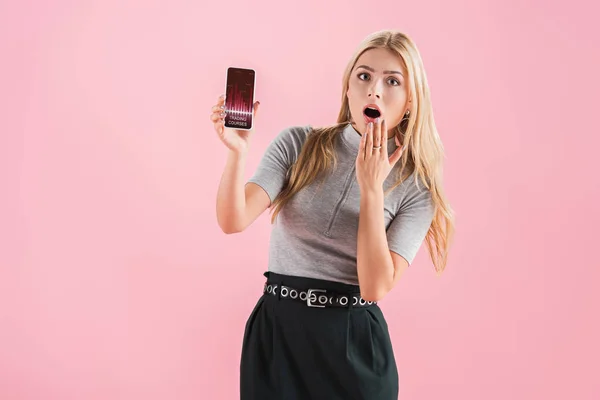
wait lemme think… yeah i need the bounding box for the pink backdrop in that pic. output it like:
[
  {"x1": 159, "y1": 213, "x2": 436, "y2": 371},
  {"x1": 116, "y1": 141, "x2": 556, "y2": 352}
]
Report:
[{"x1": 2, "y1": 0, "x2": 599, "y2": 399}]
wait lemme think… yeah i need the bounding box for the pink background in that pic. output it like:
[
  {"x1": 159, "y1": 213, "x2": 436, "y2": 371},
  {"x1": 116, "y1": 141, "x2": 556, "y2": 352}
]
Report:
[{"x1": 1, "y1": 0, "x2": 599, "y2": 399}]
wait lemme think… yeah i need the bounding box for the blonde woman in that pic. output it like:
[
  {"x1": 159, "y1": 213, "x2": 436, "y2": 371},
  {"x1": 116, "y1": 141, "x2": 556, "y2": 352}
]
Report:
[{"x1": 212, "y1": 30, "x2": 454, "y2": 400}]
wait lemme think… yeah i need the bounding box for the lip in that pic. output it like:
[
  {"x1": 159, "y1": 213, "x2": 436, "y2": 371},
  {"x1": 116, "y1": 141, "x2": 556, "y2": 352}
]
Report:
[
  {"x1": 362, "y1": 104, "x2": 381, "y2": 114},
  {"x1": 362, "y1": 103, "x2": 382, "y2": 123}
]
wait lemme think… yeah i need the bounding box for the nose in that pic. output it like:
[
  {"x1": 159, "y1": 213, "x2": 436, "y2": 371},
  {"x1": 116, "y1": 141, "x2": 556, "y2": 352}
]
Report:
[{"x1": 368, "y1": 79, "x2": 382, "y2": 99}]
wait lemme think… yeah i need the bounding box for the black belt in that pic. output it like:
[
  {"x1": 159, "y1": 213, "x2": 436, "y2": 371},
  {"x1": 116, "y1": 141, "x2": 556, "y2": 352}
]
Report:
[{"x1": 263, "y1": 283, "x2": 376, "y2": 308}]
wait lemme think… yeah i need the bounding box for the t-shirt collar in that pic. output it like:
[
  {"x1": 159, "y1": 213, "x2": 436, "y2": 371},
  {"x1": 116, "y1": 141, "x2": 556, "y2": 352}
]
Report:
[{"x1": 340, "y1": 123, "x2": 399, "y2": 153}]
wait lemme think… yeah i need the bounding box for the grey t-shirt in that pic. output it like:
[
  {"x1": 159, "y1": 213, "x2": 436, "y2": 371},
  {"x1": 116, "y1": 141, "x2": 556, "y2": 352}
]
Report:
[{"x1": 248, "y1": 123, "x2": 435, "y2": 285}]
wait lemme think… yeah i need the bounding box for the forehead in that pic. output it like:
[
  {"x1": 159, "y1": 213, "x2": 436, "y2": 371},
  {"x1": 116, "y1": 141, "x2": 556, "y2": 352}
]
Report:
[{"x1": 354, "y1": 47, "x2": 407, "y2": 75}]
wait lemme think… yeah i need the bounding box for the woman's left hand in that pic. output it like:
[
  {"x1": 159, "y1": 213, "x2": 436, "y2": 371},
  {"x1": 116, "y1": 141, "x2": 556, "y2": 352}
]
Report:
[{"x1": 355, "y1": 118, "x2": 404, "y2": 193}]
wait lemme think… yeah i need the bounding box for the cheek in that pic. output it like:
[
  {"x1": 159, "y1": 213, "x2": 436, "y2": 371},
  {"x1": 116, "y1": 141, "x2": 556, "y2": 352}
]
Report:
[
  {"x1": 386, "y1": 91, "x2": 408, "y2": 107},
  {"x1": 347, "y1": 87, "x2": 359, "y2": 109},
  {"x1": 387, "y1": 86, "x2": 407, "y2": 101},
  {"x1": 347, "y1": 82, "x2": 356, "y2": 98},
  {"x1": 384, "y1": 96, "x2": 407, "y2": 125}
]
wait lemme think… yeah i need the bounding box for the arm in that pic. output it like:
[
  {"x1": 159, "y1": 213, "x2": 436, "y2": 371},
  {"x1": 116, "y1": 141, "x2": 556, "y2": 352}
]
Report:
[
  {"x1": 216, "y1": 149, "x2": 271, "y2": 234},
  {"x1": 356, "y1": 189, "x2": 408, "y2": 302},
  {"x1": 212, "y1": 97, "x2": 303, "y2": 234},
  {"x1": 216, "y1": 126, "x2": 309, "y2": 234},
  {"x1": 357, "y1": 174, "x2": 435, "y2": 301}
]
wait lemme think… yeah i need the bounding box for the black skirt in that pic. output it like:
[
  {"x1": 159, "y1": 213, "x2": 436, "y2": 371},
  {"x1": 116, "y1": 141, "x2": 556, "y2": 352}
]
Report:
[{"x1": 240, "y1": 272, "x2": 399, "y2": 400}]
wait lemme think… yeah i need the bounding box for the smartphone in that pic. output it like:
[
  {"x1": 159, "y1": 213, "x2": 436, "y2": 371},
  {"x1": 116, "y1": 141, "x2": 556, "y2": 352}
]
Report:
[{"x1": 224, "y1": 67, "x2": 256, "y2": 130}]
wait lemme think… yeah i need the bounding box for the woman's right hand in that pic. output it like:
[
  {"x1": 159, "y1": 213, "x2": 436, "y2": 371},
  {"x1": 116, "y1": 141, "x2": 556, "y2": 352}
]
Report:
[{"x1": 211, "y1": 94, "x2": 260, "y2": 154}]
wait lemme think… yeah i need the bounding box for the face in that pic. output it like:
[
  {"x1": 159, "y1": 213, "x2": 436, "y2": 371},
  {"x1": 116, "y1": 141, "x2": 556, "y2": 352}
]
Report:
[{"x1": 346, "y1": 47, "x2": 410, "y2": 137}]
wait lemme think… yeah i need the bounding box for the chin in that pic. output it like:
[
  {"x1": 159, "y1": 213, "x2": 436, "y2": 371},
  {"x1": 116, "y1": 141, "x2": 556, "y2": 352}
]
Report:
[
  {"x1": 349, "y1": 120, "x2": 363, "y2": 134},
  {"x1": 349, "y1": 115, "x2": 366, "y2": 133}
]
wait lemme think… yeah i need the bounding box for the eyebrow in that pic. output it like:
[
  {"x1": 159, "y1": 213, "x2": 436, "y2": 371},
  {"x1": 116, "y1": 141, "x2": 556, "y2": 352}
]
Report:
[{"x1": 356, "y1": 65, "x2": 404, "y2": 77}]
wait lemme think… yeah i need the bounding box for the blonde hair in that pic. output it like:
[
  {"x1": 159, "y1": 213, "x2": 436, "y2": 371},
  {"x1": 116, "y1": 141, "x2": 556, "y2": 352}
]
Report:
[{"x1": 269, "y1": 30, "x2": 455, "y2": 274}]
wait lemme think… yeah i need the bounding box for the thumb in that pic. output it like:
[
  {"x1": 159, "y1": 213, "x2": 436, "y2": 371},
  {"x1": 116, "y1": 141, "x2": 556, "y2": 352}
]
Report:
[
  {"x1": 389, "y1": 146, "x2": 403, "y2": 166},
  {"x1": 253, "y1": 101, "x2": 260, "y2": 119},
  {"x1": 389, "y1": 136, "x2": 404, "y2": 166}
]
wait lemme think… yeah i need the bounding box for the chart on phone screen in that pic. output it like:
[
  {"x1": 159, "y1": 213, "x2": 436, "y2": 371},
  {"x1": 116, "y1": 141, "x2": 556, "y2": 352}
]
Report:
[{"x1": 226, "y1": 81, "x2": 253, "y2": 117}]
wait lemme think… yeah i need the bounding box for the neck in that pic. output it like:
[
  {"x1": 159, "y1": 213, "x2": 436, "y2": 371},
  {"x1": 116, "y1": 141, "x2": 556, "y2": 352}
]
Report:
[{"x1": 350, "y1": 122, "x2": 397, "y2": 139}]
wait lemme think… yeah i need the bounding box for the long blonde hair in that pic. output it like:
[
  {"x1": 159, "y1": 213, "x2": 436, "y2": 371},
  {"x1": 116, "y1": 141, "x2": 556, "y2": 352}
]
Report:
[{"x1": 269, "y1": 30, "x2": 455, "y2": 274}]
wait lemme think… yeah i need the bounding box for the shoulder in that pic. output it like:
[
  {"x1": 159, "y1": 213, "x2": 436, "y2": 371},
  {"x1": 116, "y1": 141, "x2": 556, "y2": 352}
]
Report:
[
  {"x1": 397, "y1": 170, "x2": 435, "y2": 213},
  {"x1": 273, "y1": 124, "x2": 313, "y2": 146},
  {"x1": 265, "y1": 124, "x2": 313, "y2": 159}
]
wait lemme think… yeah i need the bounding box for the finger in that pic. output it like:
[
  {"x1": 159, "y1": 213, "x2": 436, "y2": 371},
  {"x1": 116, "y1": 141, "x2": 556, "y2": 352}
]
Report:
[
  {"x1": 212, "y1": 104, "x2": 226, "y2": 113},
  {"x1": 389, "y1": 144, "x2": 403, "y2": 166},
  {"x1": 215, "y1": 120, "x2": 224, "y2": 136},
  {"x1": 213, "y1": 94, "x2": 227, "y2": 115},
  {"x1": 210, "y1": 111, "x2": 225, "y2": 123},
  {"x1": 252, "y1": 101, "x2": 260, "y2": 119},
  {"x1": 395, "y1": 134, "x2": 403, "y2": 149},
  {"x1": 389, "y1": 135, "x2": 404, "y2": 166},
  {"x1": 366, "y1": 122, "x2": 374, "y2": 154},
  {"x1": 373, "y1": 118, "x2": 381, "y2": 148},
  {"x1": 381, "y1": 119, "x2": 388, "y2": 155},
  {"x1": 212, "y1": 109, "x2": 226, "y2": 121},
  {"x1": 358, "y1": 123, "x2": 367, "y2": 160}
]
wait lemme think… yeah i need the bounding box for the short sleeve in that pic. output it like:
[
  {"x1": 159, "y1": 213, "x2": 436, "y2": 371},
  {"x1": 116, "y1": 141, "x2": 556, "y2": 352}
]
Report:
[
  {"x1": 247, "y1": 125, "x2": 311, "y2": 204},
  {"x1": 386, "y1": 179, "x2": 436, "y2": 265}
]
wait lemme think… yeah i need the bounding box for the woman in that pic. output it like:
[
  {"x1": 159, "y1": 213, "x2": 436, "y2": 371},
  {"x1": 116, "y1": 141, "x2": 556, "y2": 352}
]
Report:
[{"x1": 212, "y1": 30, "x2": 455, "y2": 400}]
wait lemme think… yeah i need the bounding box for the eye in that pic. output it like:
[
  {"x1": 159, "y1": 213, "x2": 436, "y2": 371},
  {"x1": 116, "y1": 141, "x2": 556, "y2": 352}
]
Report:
[
  {"x1": 388, "y1": 77, "x2": 400, "y2": 86},
  {"x1": 358, "y1": 72, "x2": 370, "y2": 81}
]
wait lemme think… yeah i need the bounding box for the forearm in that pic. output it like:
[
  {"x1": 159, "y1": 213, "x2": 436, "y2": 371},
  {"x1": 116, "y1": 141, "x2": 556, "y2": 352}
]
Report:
[
  {"x1": 216, "y1": 150, "x2": 248, "y2": 233},
  {"x1": 356, "y1": 189, "x2": 395, "y2": 301}
]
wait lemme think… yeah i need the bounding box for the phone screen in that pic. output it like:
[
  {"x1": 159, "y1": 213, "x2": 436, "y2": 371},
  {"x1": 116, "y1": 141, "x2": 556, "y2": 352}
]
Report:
[{"x1": 224, "y1": 67, "x2": 255, "y2": 130}]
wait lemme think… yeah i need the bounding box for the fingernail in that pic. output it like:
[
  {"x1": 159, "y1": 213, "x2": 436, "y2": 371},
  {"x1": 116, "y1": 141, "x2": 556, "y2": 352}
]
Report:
[{"x1": 375, "y1": 117, "x2": 380, "y2": 123}]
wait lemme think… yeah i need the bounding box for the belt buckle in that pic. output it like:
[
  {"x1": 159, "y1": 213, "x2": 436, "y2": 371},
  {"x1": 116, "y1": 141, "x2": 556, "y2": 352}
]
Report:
[{"x1": 306, "y1": 288, "x2": 326, "y2": 308}]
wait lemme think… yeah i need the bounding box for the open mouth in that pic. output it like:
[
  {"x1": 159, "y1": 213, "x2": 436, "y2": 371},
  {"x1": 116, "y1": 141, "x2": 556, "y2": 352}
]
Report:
[{"x1": 363, "y1": 106, "x2": 381, "y2": 119}]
